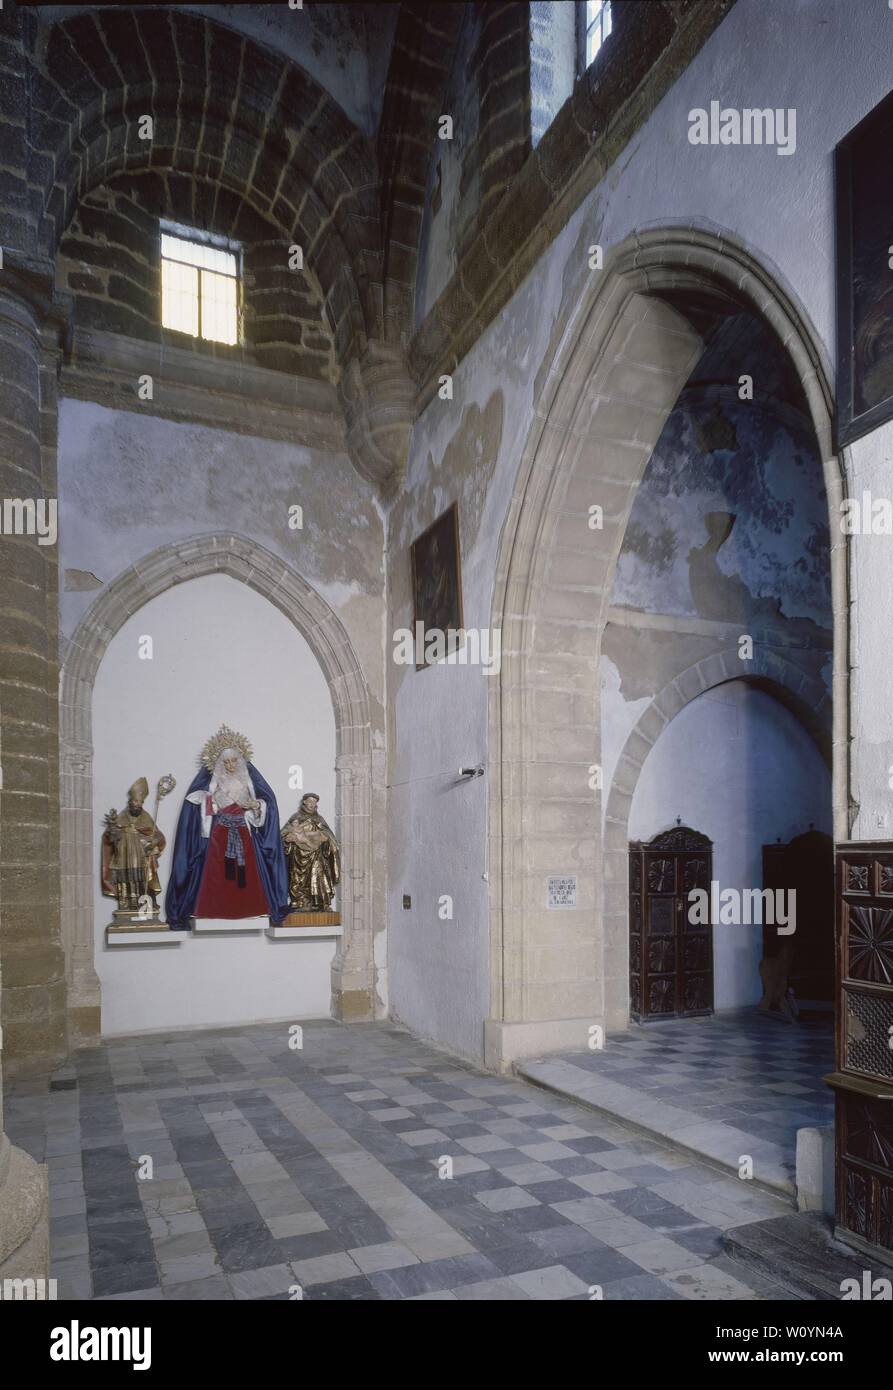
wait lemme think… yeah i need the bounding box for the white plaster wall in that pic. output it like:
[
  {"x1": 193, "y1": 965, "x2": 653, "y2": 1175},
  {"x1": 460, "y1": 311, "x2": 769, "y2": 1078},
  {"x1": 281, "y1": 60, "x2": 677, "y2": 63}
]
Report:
[
  {"x1": 629, "y1": 681, "x2": 832, "y2": 1011},
  {"x1": 387, "y1": 667, "x2": 490, "y2": 1063},
  {"x1": 601, "y1": 656, "x2": 650, "y2": 807},
  {"x1": 391, "y1": 0, "x2": 893, "y2": 1061},
  {"x1": 92, "y1": 574, "x2": 337, "y2": 1036},
  {"x1": 388, "y1": 237, "x2": 586, "y2": 1064},
  {"x1": 846, "y1": 417, "x2": 893, "y2": 840}
]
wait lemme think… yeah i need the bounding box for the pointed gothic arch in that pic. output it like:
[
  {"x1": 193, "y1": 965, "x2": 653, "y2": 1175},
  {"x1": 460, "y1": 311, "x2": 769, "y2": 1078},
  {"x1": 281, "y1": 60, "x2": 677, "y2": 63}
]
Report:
[
  {"x1": 59, "y1": 532, "x2": 382, "y2": 1046},
  {"x1": 485, "y1": 225, "x2": 850, "y2": 1069}
]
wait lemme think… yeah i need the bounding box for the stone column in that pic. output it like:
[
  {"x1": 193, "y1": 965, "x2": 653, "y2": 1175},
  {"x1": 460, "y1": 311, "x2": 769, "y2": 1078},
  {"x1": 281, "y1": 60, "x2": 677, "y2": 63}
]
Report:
[
  {"x1": 0, "y1": 8, "x2": 54, "y2": 1287},
  {"x1": 0, "y1": 959, "x2": 49, "y2": 1285},
  {"x1": 0, "y1": 266, "x2": 69, "y2": 1077}
]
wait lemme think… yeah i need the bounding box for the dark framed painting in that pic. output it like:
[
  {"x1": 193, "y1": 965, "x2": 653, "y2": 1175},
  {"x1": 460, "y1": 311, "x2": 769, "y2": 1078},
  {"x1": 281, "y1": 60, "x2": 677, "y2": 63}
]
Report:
[
  {"x1": 836, "y1": 90, "x2": 893, "y2": 448},
  {"x1": 410, "y1": 502, "x2": 464, "y2": 671}
]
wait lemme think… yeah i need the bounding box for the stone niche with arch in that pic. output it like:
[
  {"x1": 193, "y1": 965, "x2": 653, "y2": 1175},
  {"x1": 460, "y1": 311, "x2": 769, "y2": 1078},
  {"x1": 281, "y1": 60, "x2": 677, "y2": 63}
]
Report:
[{"x1": 60, "y1": 534, "x2": 383, "y2": 1048}]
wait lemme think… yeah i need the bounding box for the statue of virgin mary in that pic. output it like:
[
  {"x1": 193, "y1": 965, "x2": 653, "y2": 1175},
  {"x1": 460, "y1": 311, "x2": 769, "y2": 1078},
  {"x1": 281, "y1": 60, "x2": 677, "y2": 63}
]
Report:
[{"x1": 165, "y1": 725, "x2": 290, "y2": 929}]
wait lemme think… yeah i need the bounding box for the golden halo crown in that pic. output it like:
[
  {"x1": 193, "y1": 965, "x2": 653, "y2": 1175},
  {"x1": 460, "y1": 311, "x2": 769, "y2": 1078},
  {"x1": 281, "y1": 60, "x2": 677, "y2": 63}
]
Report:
[{"x1": 201, "y1": 724, "x2": 253, "y2": 772}]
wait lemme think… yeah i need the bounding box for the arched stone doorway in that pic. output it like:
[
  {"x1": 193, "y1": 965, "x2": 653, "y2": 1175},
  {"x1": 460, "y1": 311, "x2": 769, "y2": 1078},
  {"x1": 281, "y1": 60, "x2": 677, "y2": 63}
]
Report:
[
  {"x1": 60, "y1": 532, "x2": 382, "y2": 1047},
  {"x1": 607, "y1": 659, "x2": 832, "y2": 1023},
  {"x1": 615, "y1": 668, "x2": 833, "y2": 1023},
  {"x1": 485, "y1": 226, "x2": 849, "y2": 1070}
]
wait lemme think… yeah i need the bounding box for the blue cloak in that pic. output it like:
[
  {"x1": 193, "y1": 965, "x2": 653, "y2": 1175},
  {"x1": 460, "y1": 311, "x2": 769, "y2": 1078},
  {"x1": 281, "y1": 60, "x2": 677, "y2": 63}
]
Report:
[{"x1": 164, "y1": 762, "x2": 290, "y2": 929}]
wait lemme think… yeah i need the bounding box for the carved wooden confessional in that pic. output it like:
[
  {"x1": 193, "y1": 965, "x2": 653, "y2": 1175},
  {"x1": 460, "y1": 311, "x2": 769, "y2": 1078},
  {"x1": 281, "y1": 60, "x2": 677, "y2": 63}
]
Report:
[
  {"x1": 629, "y1": 826, "x2": 714, "y2": 1022},
  {"x1": 829, "y1": 843, "x2": 893, "y2": 1263}
]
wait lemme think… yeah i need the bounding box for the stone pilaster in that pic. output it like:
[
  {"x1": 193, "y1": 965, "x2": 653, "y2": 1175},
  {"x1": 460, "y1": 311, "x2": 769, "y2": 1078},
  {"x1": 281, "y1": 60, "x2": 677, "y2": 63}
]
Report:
[
  {"x1": 61, "y1": 745, "x2": 100, "y2": 1050},
  {"x1": 0, "y1": 263, "x2": 69, "y2": 1075},
  {"x1": 0, "y1": 10, "x2": 58, "y2": 1283},
  {"x1": 330, "y1": 749, "x2": 377, "y2": 1021}
]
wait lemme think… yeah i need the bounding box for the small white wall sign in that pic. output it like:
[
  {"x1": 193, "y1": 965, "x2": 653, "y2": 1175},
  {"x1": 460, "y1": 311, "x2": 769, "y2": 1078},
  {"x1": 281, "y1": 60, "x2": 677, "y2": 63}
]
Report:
[{"x1": 547, "y1": 875, "x2": 577, "y2": 909}]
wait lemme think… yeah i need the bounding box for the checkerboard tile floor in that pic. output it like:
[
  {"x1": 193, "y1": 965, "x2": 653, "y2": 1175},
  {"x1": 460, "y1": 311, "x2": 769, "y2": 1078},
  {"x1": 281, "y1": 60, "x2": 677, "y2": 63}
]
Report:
[
  {"x1": 521, "y1": 1011, "x2": 834, "y2": 1189},
  {"x1": 5, "y1": 1020, "x2": 798, "y2": 1301}
]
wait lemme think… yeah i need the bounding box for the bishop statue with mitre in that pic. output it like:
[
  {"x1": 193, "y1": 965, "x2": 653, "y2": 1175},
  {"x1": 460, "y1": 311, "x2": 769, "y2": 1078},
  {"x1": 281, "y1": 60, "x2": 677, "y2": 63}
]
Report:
[
  {"x1": 101, "y1": 776, "x2": 166, "y2": 915},
  {"x1": 165, "y1": 725, "x2": 290, "y2": 929}
]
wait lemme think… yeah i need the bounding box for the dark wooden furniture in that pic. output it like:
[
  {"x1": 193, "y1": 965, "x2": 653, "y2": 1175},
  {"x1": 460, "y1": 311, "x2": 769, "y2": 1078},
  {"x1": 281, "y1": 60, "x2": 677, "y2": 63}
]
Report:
[
  {"x1": 828, "y1": 842, "x2": 893, "y2": 1265},
  {"x1": 762, "y1": 829, "x2": 834, "y2": 1004},
  {"x1": 629, "y1": 826, "x2": 713, "y2": 1022}
]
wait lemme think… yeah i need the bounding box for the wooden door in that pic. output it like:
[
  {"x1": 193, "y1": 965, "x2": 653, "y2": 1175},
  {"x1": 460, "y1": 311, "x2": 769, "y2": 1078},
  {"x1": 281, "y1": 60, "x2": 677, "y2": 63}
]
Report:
[
  {"x1": 762, "y1": 829, "x2": 834, "y2": 1003},
  {"x1": 630, "y1": 826, "x2": 713, "y2": 1022}
]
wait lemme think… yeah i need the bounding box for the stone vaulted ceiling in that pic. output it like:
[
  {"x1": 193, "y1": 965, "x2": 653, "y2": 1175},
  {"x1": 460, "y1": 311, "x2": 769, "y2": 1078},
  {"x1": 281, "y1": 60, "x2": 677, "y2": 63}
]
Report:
[{"x1": 20, "y1": 3, "x2": 464, "y2": 492}]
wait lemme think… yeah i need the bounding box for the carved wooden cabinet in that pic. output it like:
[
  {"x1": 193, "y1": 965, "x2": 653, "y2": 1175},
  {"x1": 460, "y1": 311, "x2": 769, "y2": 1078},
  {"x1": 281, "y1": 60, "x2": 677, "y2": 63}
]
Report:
[
  {"x1": 829, "y1": 842, "x2": 893, "y2": 1264},
  {"x1": 629, "y1": 827, "x2": 713, "y2": 1022}
]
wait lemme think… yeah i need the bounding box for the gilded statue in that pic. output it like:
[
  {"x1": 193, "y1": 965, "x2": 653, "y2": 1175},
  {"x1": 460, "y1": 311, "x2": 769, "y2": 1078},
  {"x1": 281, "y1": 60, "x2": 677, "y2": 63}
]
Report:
[
  {"x1": 281, "y1": 793, "x2": 341, "y2": 911},
  {"x1": 102, "y1": 775, "x2": 174, "y2": 917}
]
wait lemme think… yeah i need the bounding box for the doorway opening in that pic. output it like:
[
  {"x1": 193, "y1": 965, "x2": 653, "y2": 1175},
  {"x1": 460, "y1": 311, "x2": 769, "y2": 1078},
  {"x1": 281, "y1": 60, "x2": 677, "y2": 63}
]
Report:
[{"x1": 761, "y1": 829, "x2": 834, "y2": 1013}]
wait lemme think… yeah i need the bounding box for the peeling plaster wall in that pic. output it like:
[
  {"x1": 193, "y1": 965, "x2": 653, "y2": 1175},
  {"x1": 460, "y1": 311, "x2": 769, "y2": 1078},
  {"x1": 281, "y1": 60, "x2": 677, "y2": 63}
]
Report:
[
  {"x1": 612, "y1": 395, "x2": 831, "y2": 631},
  {"x1": 601, "y1": 656, "x2": 651, "y2": 812},
  {"x1": 57, "y1": 400, "x2": 385, "y2": 680},
  {"x1": 414, "y1": 7, "x2": 482, "y2": 327},
  {"x1": 389, "y1": 0, "x2": 893, "y2": 1061},
  {"x1": 629, "y1": 682, "x2": 832, "y2": 1011},
  {"x1": 603, "y1": 385, "x2": 833, "y2": 822}
]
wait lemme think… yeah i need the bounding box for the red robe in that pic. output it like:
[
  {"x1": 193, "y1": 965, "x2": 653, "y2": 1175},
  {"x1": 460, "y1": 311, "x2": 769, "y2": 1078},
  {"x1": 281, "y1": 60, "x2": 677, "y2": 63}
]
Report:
[{"x1": 193, "y1": 800, "x2": 270, "y2": 918}]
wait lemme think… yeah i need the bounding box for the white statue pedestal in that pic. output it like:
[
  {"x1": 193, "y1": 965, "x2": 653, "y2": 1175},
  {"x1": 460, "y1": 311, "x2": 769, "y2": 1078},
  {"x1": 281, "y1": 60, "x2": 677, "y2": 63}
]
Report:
[{"x1": 106, "y1": 920, "x2": 181, "y2": 947}]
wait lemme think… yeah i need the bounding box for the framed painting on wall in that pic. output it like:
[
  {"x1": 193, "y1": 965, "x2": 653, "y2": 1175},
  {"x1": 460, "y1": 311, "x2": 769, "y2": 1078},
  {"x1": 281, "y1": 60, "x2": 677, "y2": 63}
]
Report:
[
  {"x1": 836, "y1": 89, "x2": 893, "y2": 448},
  {"x1": 410, "y1": 502, "x2": 464, "y2": 670}
]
